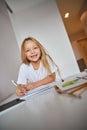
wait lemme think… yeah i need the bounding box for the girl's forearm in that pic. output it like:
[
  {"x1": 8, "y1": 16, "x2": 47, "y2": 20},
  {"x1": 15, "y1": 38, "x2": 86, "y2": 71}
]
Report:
[
  {"x1": 26, "y1": 73, "x2": 55, "y2": 90},
  {"x1": 34, "y1": 73, "x2": 55, "y2": 87}
]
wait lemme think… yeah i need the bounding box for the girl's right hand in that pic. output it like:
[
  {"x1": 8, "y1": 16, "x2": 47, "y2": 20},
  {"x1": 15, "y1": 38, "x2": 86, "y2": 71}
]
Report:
[{"x1": 16, "y1": 85, "x2": 27, "y2": 96}]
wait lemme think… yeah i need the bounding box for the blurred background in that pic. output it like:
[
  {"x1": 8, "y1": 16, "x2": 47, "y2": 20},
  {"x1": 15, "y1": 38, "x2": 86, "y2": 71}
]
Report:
[{"x1": 56, "y1": 0, "x2": 87, "y2": 71}]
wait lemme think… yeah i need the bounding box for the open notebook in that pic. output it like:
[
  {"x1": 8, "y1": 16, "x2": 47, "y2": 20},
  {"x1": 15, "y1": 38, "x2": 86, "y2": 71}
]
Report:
[{"x1": 19, "y1": 84, "x2": 54, "y2": 100}]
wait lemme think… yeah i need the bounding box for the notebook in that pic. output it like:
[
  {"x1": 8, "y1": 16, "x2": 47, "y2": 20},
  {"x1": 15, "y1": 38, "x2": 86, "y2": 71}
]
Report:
[{"x1": 57, "y1": 71, "x2": 87, "y2": 91}]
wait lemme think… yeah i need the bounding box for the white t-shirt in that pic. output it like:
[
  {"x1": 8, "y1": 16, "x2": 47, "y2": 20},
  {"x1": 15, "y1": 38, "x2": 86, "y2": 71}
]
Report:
[{"x1": 17, "y1": 57, "x2": 59, "y2": 85}]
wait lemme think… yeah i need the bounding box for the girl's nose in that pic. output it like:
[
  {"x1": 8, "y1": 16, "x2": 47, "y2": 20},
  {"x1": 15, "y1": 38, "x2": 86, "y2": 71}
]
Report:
[{"x1": 30, "y1": 49, "x2": 34, "y2": 53}]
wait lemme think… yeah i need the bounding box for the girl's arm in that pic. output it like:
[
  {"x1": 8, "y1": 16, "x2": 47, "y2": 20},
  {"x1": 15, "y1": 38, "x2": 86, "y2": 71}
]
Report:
[{"x1": 26, "y1": 72, "x2": 55, "y2": 91}]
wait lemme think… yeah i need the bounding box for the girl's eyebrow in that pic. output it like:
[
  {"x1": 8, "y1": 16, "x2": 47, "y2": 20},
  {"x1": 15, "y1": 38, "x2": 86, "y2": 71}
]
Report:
[
  {"x1": 33, "y1": 45, "x2": 38, "y2": 47},
  {"x1": 32, "y1": 45, "x2": 39, "y2": 48},
  {"x1": 25, "y1": 45, "x2": 38, "y2": 50}
]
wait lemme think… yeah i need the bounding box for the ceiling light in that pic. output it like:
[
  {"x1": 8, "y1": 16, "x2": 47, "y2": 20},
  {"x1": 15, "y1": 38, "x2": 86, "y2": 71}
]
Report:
[{"x1": 64, "y1": 12, "x2": 69, "y2": 18}]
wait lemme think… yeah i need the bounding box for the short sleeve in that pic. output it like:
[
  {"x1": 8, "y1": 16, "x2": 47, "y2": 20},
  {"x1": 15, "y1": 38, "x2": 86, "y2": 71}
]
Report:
[{"x1": 17, "y1": 64, "x2": 27, "y2": 84}]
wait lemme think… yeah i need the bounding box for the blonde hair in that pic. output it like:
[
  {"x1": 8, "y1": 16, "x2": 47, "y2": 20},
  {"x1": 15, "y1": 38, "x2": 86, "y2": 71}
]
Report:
[{"x1": 21, "y1": 37, "x2": 57, "y2": 74}]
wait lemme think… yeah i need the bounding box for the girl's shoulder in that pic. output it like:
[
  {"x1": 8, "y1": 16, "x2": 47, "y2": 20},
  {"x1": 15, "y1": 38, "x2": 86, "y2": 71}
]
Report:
[{"x1": 19, "y1": 63, "x2": 30, "y2": 69}]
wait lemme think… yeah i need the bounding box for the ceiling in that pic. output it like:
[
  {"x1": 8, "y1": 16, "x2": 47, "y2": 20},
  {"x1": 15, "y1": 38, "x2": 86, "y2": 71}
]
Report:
[
  {"x1": 5, "y1": 0, "x2": 87, "y2": 38},
  {"x1": 5, "y1": 0, "x2": 44, "y2": 13}
]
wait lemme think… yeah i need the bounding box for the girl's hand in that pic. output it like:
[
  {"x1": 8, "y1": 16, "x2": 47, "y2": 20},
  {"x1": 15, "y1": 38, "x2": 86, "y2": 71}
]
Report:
[
  {"x1": 16, "y1": 85, "x2": 27, "y2": 96},
  {"x1": 26, "y1": 83, "x2": 36, "y2": 91}
]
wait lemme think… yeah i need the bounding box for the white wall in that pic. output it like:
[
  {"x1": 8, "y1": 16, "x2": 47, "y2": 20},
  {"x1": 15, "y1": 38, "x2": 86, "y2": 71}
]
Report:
[
  {"x1": 9, "y1": 0, "x2": 80, "y2": 78},
  {"x1": 0, "y1": 0, "x2": 21, "y2": 102}
]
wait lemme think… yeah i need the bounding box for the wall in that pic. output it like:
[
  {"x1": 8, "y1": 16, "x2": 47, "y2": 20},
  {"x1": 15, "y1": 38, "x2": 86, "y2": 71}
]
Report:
[
  {"x1": 77, "y1": 38, "x2": 87, "y2": 66},
  {"x1": 80, "y1": 11, "x2": 87, "y2": 35},
  {"x1": 0, "y1": 0, "x2": 20, "y2": 102}
]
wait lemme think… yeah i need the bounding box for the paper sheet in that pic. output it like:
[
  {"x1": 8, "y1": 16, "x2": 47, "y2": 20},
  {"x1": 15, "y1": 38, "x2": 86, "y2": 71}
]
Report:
[{"x1": 19, "y1": 85, "x2": 53, "y2": 100}]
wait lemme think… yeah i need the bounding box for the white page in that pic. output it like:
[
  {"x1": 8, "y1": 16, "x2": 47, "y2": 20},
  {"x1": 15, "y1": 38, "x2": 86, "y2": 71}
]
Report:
[{"x1": 19, "y1": 84, "x2": 54, "y2": 100}]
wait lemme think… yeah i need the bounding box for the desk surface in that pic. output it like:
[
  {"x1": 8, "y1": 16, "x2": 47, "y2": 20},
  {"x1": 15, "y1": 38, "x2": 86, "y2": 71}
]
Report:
[{"x1": 0, "y1": 85, "x2": 87, "y2": 130}]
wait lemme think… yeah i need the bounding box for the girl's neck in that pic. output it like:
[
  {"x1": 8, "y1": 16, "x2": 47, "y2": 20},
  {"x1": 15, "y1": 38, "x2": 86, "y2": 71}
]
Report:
[{"x1": 31, "y1": 60, "x2": 40, "y2": 70}]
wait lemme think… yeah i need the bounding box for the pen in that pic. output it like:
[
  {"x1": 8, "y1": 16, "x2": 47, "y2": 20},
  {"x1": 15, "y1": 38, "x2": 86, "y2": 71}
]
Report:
[
  {"x1": 76, "y1": 76, "x2": 87, "y2": 80},
  {"x1": 11, "y1": 80, "x2": 17, "y2": 87}
]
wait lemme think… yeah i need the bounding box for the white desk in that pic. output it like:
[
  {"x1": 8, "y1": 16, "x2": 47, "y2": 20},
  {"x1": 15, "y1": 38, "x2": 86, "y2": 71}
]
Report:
[
  {"x1": 0, "y1": 87, "x2": 87, "y2": 130},
  {"x1": 0, "y1": 71, "x2": 87, "y2": 130}
]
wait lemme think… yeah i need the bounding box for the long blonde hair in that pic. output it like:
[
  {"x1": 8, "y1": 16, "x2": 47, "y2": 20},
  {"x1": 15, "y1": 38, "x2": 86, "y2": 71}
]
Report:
[{"x1": 21, "y1": 37, "x2": 58, "y2": 74}]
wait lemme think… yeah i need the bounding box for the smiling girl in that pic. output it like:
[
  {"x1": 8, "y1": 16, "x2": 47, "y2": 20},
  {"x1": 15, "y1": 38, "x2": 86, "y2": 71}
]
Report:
[{"x1": 16, "y1": 37, "x2": 61, "y2": 96}]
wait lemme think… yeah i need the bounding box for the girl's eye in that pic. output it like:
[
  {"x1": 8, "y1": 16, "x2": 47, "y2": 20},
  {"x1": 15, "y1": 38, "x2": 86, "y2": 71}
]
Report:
[
  {"x1": 34, "y1": 46, "x2": 38, "y2": 49},
  {"x1": 26, "y1": 49, "x2": 30, "y2": 52}
]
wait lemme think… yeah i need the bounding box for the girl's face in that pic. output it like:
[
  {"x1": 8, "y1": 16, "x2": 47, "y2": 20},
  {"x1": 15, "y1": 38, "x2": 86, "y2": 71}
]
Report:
[{"x1": 24, "y1": 40, "x2": 41, "y2": 63}]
